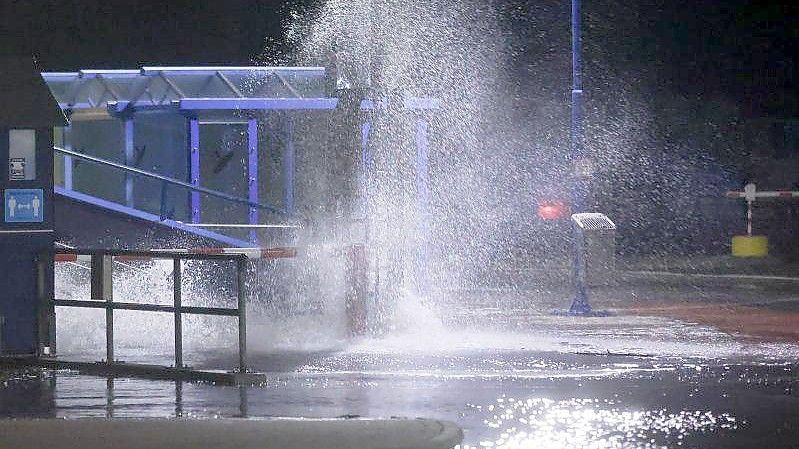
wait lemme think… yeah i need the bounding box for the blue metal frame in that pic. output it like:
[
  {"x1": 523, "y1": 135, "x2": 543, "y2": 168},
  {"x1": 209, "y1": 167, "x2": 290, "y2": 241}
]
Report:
[
  {"x1": 568, "y1": 0, "x2": 591, "y2": 315},
  {"x1": 187, "y1": 118, "x2": 201, "y2": 224},
  {"x1": 140, "y1": 66, "x2": 325, "y2": 76},
  {"x1": 359, "y1": 121, "x2": 372, "y2": 220},
  {"x1": 61, "y1": 122, "x2": 73, "y2": 190},
  {"x1": 283, "y1": 117, "x2": 296, "y2": 216},
  {"x1": 415, "y1": 117, "x2": 431, "y2": 299},
  {"x1": 123, "y1": 115, "x2": 135, "y2": 207},
  {"x1": 180, "y1": 98, "x2": 338, "y2": 111},
  {"x1": 247, "y1": 119, "x2": 258, "y2": 244},
  {"x1": 44, "y1": 67, "x2": 442, "y2": 259},
  {"x1": 177, "y1": 97, "x2": 441, "y2": 112}
]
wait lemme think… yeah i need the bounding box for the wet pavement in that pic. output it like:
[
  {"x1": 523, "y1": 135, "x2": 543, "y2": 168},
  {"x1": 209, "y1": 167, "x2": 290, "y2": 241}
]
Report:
[
  {"x1": 3, "y1": 268, "x2": 799, "y2": 448},
  {"x1": 2, "y1": 351, "x2": 799, "y2": 448}
]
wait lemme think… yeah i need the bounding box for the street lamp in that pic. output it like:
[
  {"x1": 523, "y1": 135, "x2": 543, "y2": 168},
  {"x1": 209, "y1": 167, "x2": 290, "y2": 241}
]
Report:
[{"x1": 567, "y1": 0, "x2": 593, "y2": 315}]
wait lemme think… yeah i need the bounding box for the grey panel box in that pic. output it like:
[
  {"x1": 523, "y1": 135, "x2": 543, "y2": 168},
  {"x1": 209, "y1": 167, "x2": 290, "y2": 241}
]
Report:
[{"x1": 572, "y1": 213, "x2": 616, "y2": 286}]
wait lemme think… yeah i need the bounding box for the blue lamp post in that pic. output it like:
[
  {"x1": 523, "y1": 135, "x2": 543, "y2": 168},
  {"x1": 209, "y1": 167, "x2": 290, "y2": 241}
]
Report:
[{"x1": 567, "y1": 0, "x2": 592, "y2": 315}]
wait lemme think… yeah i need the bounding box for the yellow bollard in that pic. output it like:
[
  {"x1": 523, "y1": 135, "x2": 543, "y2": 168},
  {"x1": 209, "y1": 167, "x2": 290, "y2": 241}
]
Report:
[{"x1": 731, "y1": 235, "x2": 768, "y2": 257}]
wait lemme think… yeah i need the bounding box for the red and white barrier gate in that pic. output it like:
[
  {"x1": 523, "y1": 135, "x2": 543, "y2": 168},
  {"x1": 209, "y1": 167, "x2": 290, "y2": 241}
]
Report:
[{"x1": 726, "y1": 183, "x2": 799, "y2": 236}]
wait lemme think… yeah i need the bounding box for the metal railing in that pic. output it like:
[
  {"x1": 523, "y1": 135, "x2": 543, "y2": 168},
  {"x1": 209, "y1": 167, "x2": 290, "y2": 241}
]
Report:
[
  {"x1": 53, "y1": 146, "x2": 286, "y2": 217},
  {"x1": 50, "y1": 248, "x2": 250, "y2": 373}
]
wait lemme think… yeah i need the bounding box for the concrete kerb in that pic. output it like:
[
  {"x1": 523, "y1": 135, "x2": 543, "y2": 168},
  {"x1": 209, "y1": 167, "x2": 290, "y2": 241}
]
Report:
[{"x1": 0, "y1": 417, "x2": 464, "y2": 449}]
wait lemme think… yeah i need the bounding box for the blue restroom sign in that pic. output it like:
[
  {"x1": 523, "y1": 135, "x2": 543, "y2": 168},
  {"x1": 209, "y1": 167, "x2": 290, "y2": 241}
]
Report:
[{"x1": 4, "y1": 189, "x2": 44, "y2": 223}]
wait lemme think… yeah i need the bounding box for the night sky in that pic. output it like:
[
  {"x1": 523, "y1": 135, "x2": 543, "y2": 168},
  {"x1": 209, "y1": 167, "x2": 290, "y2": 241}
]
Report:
[{"x1": 0, "y1": 0, "x2": 793, "y2": 117}]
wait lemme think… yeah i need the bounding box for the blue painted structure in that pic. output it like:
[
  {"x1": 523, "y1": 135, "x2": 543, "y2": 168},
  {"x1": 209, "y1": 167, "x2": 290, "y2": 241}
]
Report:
[
  {"x1": 43, "y1": 66, "x2": 438, "y2": 294},
  {"x1": 0, "y1": 57, "x2": 67, "y2": 355},
  {"x1": 415, "y1": 118, "x2": 431, "y2": 299},
  {"x1": 568, "y1": 0, "x2": 592, "y2": 315}
]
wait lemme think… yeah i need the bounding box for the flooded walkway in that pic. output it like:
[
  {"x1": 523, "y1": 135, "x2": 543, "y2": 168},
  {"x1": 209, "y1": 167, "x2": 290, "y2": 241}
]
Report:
[{"x1": 5, "y1": 274, "x2": 799, "y2": 448}]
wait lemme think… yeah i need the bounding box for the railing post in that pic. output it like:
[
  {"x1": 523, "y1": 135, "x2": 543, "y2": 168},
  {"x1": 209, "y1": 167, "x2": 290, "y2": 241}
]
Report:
[
  {"x1": 236, "y1": 257, "x2": 248, "y2": 373},
  {"x1": 173, "y1": 258, "x2": 183, "y2": 369},
  {"x1": 346, "y1": 244, "x2": 369, "y2": 336},
  {"x1": 91, "y1": 254, "x2": 114, "y2": 363},
  {"x1": 36, "y1": 253, "x2": 56, "y2": 356}
]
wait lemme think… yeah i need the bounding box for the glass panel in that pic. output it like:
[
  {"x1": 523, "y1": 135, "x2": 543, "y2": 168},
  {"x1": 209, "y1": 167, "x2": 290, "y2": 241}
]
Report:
[{"x1": 9, "y1": 129, "x2": 36, "y2": 181}]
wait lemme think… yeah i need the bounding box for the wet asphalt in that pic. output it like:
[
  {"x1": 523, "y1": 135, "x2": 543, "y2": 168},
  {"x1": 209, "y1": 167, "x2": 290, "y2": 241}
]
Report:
[{"x1": 2, "y1": 272, "x2": 799, "y2": 448}]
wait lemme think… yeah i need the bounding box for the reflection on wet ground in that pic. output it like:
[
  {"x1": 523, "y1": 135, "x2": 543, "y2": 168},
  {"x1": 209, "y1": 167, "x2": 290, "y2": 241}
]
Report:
[
  {"x1": 1, "y1": 361, "x2": 798, "y2": 448},
  {"x1": 4, "y1": 276, "x2": 799, "y2": 448}
]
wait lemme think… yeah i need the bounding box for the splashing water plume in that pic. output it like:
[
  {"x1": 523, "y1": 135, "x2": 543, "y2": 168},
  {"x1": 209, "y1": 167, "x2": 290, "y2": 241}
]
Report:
[{"x1": 254, "y1": 0, "x2": 521, "y2": 336}]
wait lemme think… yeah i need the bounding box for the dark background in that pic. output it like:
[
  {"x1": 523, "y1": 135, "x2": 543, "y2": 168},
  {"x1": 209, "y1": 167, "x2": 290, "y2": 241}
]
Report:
[
  {"x1": 0, "y1": 0, "x2": 795, "y2": 257},
  {"x1": 0, "y1": 0, "x2": 792, "y2": 117}
]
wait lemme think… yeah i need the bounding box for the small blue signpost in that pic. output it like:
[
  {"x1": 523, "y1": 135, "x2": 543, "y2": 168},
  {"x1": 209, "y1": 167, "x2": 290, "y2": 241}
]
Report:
[{"x1": 5, "y1": 189, "x2": 44, "y2": 223}]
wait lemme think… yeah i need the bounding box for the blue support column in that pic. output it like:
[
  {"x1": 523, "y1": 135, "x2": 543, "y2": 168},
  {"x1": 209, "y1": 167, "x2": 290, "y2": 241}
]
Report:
[
  {"x1": 283, "y1": 117, "x2": 295, "y2": 216},
  {"x1": 415, "y1": 117, "x2": 431, "y2": 299},
  {"x1": 187, "y1": 118, "x2": 201, "y2": 224},
  {"x1": 123, "y1": 115, "x2": 135, "y2": 207},
  {"x1": 62, "y1": 122, "x2": 73, "y2": 191},
  {"x1": 247, "y1": 119, "x2": 259, "y2": 244},
  {"x1": 568, "y1": 0, "x2": 591, "y2": 315},
  {"x1": 359, "y1": 121, "x2": 371, "y2": 220}
]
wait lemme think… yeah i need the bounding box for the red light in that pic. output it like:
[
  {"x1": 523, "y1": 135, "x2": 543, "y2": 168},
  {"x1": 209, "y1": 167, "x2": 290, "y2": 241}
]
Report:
[{"x1": 537, "y1": 201, "x2": 567, "y2": 220}]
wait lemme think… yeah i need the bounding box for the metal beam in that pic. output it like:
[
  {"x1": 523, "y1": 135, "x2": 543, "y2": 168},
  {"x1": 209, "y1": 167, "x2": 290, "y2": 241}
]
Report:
[
  {"x1": 283, "y1": 117, "x2": 295, "y2": 216},
  {"x1": 141, "y1": 66, "x2": 325, "y2": 76},
  {"x1": 247, "y1": 119, "x2": 258, "y2": 244},
  {"x1": 123, "y1": 115, "x2": 135, "y2": 207},
  {"x1": 415, "y1": 118, "x2": 431, "y2": 299},
  {"x1": 273, "y1": 71, "x2": 303, "y2": 98},
  {"x1": 52, "y1": 300, "x2": 240, "y2": 317},
  {"x1": 217, "y1": 71, "x2": 245, "y2": 98},
  {"x1": 187, "y1": 118, "x2": 201, "y2": 224},
  {"x1": 61, "y1": 123, "x2": 73, "y2": 190},
  {"x1": 177, "y1": 97, "x2": 440, "y2": 112},
  {"x1": 359, "y1": 121, "x2": 371, "y2": 220},
  {"x1": 179, "y1": 98, "x2": 338, "y2": 111}
]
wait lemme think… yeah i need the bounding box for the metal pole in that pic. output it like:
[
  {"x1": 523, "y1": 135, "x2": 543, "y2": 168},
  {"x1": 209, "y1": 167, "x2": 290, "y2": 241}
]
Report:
[
  {"x1": 106, "y1": 378, "x2": 115, "y2": 418},
  {"x1": 415, "y1": 117, "x2": 431, "y2": 299},
  {"x1": 239, "y1": 386, "x2": 249, "y2": 418},
  {"x1": 91, "y1": 254, "x2": 114, "y2": 362},
  {"x1": 175, "y1": 381, "x2": 184, "y2": 417},
  {"x1": 568, "y1": 0, "x2": 592, "y2": 315},
  {"x1": 247, "y1": 118, "x2": 259, "y2": 244},
  {"x1": 173, "y1": 258, "x2": 183, "y2": 369},
  {"x1": 283, "y1": 117, "x2": 296, "y2": 216},
  {"x1": 187, "y1": 117, "x2": 201, "y2": 224},
  {"x1": 236, "y1": 257, "x2": 248, "y2": 373},
  {"x1": 123, "y1": 115, "x2": 135, "y2": 207},
  {"x1": 36, "y1": 254, "x2": 55, "y2": 356},
  {"x1": 62, "y1": 119, "x2": 73, "y2": 191}
]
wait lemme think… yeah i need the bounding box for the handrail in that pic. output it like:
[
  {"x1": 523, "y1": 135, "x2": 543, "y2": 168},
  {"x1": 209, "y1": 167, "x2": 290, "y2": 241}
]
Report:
[
  {"x1": 54, "y1": 146, "x2": 286, "y2": 215},
  {"x1": 51, "y1": 248, "x2": 250, "y2": 372}
]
